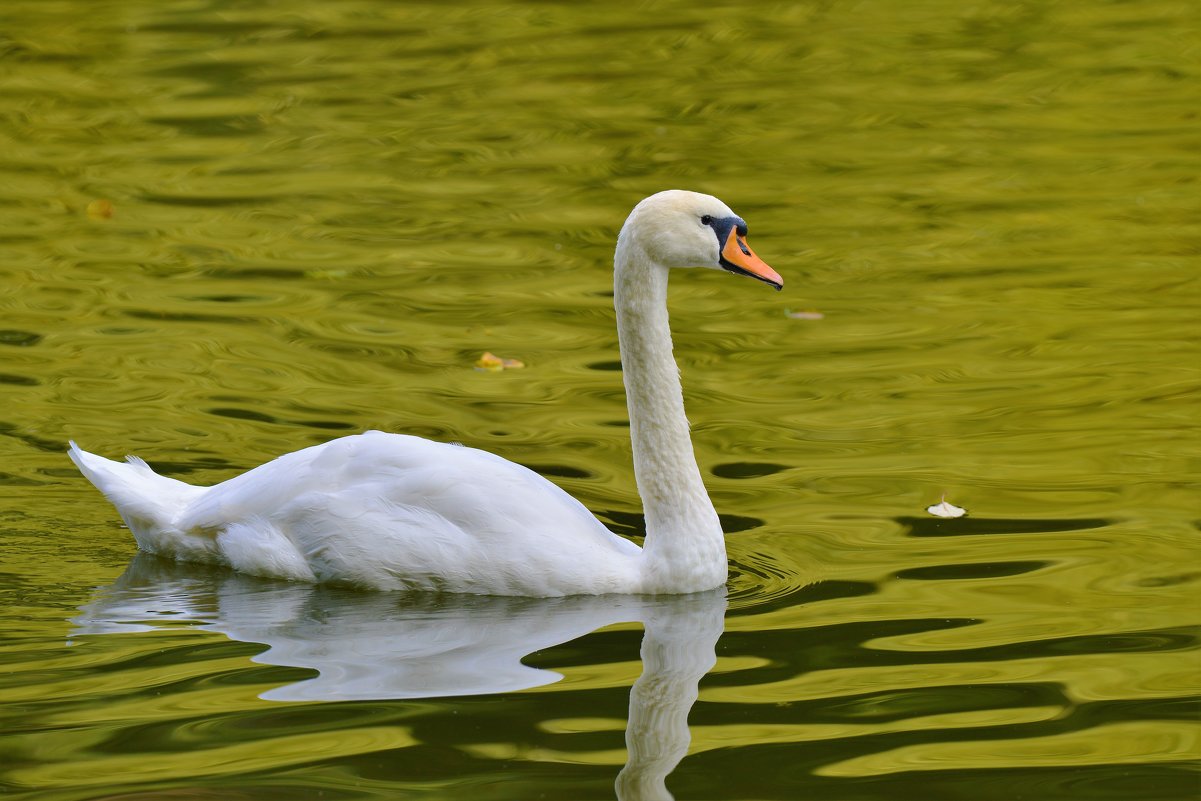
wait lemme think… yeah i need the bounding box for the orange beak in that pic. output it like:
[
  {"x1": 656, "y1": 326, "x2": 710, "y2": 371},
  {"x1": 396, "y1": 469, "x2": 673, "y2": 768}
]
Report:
[{"x1": 720, "y1": 228, "x2": 783, "y2": 290}]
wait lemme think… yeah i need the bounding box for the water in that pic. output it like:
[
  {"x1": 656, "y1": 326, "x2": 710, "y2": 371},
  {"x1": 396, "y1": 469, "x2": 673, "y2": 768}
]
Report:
[{"x1": 1, "y1": 0, "x2": 1198, "y2": 798}]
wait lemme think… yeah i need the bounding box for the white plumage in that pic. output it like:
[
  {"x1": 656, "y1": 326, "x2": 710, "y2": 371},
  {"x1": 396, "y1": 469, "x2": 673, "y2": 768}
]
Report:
[{"x1": 69, "y1": 190, "x2": 783, "y2": 596}]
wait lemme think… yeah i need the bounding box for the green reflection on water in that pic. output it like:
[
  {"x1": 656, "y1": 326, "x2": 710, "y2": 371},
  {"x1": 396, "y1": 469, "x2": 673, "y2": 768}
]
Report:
[{"x1": 0, "y1": 0, "x2": 1197, "y2": 799}]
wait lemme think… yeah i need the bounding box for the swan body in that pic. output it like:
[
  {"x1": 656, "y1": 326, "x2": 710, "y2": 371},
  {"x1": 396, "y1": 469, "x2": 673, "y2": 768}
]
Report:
[{"x1": 70, "y1": 190, "x2": 783, "y2": 596}]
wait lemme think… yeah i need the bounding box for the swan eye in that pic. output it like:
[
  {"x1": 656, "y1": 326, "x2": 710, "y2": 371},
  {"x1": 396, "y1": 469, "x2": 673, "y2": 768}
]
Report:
[{"x1": 700, "y1": 215, "x2": 713, "y2": 226}]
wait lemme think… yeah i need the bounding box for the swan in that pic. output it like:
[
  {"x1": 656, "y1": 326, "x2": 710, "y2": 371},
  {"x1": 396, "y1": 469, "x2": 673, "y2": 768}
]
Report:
[{"x1": 69, "y1": 190, "x2": 783, "y2": 596}]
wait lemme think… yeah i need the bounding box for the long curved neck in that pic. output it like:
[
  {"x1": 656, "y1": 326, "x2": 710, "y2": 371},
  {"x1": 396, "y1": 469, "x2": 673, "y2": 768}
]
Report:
[{"x1": 614, "y1": 239, "x2": 726, "y2": 593}]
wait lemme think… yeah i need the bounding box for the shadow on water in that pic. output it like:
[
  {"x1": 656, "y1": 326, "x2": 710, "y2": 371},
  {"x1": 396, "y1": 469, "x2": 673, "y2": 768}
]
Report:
[
  {"x1": 72, "y1": 555, "x2": 726, "y2": 801},
  {"x1": 897, "y1": 516, "x2": 1116, "y2": 538},
  {"x1": 598, "y1": 509, "x2": 766, "y2": 540}
]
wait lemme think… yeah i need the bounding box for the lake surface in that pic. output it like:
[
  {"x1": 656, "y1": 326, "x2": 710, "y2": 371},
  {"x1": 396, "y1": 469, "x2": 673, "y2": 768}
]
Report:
[{"x1": 1, "y1": 0, "x2": 1198, "y2": 799}]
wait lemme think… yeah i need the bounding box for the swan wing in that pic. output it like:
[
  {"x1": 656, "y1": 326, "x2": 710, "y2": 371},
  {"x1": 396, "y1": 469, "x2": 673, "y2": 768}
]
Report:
[{"x1": 174, "y1": 431, "x2": 640, "y2": 593}]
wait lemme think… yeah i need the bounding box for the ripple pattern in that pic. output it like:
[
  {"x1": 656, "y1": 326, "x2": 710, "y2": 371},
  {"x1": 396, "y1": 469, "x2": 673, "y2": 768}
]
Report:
[{"x1": 0, "y1": 0, "x2": 1197, "y2": 799}]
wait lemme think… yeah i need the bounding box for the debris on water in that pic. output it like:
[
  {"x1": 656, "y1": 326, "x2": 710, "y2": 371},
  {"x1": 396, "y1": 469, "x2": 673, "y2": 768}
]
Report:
[
  {"x1": 785, "y1": 308, "x2": 824, "y2": 320},
  {"x1": 926, "y1": 498, "x2": 967, "y2": 518},
  {"x1": 86, "y1": 199, "x2": 115, "y2": 220},
  {"x1": 475, "y1": 352, "x2": 525, "y2": 372}
]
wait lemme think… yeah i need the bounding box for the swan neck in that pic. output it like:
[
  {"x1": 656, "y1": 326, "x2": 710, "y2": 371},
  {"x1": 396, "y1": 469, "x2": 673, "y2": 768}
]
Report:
[{"x1": 613, "y1": 239, "x2": 725, "y2": 593}]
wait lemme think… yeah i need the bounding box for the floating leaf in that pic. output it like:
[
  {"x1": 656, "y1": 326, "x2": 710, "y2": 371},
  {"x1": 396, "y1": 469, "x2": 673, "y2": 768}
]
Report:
[
  {"x1": 86, "y1": 199, "x2": 115, "y2": 220},
  {"x1": 785, "y1": 308, "x2": 824, "y2": 320},
  {"x1": 475, "y1": 352, "x2": 504, "y2": 371},
  {"x1": 926, "y1": 498, "x2": 967, "y2": 518},
  {"x1": 475, "y1": 352, "x2": 524, "y2": 372}
]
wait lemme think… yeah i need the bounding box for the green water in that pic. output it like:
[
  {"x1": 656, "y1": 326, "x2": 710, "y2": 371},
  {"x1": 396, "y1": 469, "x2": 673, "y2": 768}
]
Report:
[{"x1": 1, "y1": 0, "x2": 1198, "y2": 799}]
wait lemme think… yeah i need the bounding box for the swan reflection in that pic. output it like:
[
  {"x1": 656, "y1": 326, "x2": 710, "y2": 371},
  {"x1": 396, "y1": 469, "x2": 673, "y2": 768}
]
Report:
[{"x1": 72, "y1": 555, "x2": 726, "y2": 800}]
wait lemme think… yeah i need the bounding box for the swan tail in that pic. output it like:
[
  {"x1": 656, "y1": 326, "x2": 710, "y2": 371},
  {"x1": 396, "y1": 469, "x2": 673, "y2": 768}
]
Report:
[{"x1": 68, "y1": 442, "x2": 205, "y2": 551}]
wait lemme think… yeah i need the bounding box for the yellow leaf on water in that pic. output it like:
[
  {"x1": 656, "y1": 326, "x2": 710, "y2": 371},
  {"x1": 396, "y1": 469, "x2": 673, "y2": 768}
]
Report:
[
  {"x1": 86, "y1": 199, "x2": 115, "y2": 220},
  {"x1": 475, "y1": 352, "x2": 504, "y2": 371},
  {"x1": 474, "y1": 352, "x2": 525, "y2": 372}
]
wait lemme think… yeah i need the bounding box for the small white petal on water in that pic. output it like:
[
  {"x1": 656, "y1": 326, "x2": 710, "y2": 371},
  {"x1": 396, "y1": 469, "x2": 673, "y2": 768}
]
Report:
[{"x1": 926, "y1": 499, "x2": 967, "y2": 518}]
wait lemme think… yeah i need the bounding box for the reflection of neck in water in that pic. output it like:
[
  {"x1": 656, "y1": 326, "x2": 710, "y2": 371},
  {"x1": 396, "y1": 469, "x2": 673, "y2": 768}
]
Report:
[
  {"x1": 72, "y1": 555, "x2": 726, "y2": 797},
  {"x1": 616, "y1": 599, "x2": 724, "y2": 801}
]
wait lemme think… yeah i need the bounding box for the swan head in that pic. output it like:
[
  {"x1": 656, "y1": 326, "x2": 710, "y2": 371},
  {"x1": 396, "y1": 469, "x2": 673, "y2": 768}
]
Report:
[{"x1": 618, "y1": 190, "x2": 783, "y2": 290}]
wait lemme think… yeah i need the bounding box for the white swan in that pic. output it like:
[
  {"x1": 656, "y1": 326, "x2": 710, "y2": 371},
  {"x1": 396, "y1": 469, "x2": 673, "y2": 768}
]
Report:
[{"x1": 69, "y1": 190, "x2": 783, "y2": 596}]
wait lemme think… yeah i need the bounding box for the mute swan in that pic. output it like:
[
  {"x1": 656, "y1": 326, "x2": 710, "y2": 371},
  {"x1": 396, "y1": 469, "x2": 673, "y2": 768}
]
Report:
[{"x1": 69, "y1": 190, "x2": 783, "y2": 596}]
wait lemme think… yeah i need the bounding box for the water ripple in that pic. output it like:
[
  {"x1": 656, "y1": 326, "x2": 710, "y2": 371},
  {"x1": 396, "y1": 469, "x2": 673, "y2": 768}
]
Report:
[{"x1": 1, "y1": 0, "x2": 1196, "y2": 798}]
